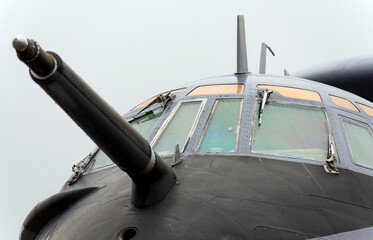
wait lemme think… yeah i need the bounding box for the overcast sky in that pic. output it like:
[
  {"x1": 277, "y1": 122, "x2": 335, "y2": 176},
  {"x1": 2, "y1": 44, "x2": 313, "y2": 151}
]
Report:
[{"x1": 1, "y1": 0, "x2": 373, "y2": 238}]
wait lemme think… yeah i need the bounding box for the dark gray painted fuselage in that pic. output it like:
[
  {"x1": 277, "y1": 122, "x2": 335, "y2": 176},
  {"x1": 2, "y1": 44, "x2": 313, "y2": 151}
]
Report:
[
  {"x1": 32, "y1": 74, "x2": 373, "y2": 239},
  {"x1": 38, "y1": 155, "x2": 373, "y2": 239}
]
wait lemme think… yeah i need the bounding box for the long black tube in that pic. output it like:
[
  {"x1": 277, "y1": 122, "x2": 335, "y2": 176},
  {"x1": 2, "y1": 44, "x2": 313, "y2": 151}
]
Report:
[
  {"x1": 13, "y1": 37, "x2": 175, "y2": 208},
  {"x1": 34, "y1": 52, "x2": 153, "y2": 175}
]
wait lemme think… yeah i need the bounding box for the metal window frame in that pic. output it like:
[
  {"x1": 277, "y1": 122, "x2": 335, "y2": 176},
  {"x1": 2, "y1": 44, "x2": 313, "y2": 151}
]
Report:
[
  {"x1": 250, "y1": 100, "x2": 337, "y2": 162},
  {"x1": 83, "y1": 108, "x2": 169, "y2": 173},
  {"x1": 127, "y1": 105, "x2": 168, "y2": 139},
  {"x1": 151, "y1": 99, "x2": 207, "y2": 155},
  {"x1": 195, "y1": 98, "x2": 243, "y2": 153},
  {"x1": 256, "y1": 84, "x2": 322, "y2": 102},
  {"x1": 329, "y1": 95, "x2": 359, "y2": 112},
  {"x1": 341, "y1": 117, "x2": 373, "y2": 169},
  {"x1": 187, "y1": 84, "x2": 245, "y2": 96},
  {"x1": 83, "y1": 148, "x2": 117, "y2": 173}
]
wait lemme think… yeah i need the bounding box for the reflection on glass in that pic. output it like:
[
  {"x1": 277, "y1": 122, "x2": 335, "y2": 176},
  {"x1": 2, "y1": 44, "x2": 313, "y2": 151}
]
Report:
[
  {"x1": 129, "y1": 108, "x2": 163, "y2": 137},
  {"x1": 154, "y1": 101, "x2": 202, "y2": 155},
  {"x1": 252, "y1": 102, "x2": 329, "y2": 161},
  {"x1": 198, "y1": 99, "x2": 242, "y2": 152},
  {"x1": 85, "y1": 149, "x2": 113, "y2": 171},
  {"x1": 86, "y1": 108, "x2": 164, "y2": 171},
  {"x1": 343, "y1": 120, "x2": 373, "y2": 168}
]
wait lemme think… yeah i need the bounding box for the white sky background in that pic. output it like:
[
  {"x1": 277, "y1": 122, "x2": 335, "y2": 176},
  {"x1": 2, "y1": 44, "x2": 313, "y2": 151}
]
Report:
[{"x1": 1, "y1": 0, "x2": 373, "y2": 238}]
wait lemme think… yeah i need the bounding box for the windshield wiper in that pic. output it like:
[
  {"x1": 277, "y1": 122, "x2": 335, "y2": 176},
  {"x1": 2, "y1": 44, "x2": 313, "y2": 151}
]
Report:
[
  {"x1": 258, "y1": 89, "x2": 273, "y2": 126},
  {"x1": 133, "y1": 92, "x2": 173, "y2": 120},
  {"x1": 324, "y1": 134, "x2": 339, "y2": 175},
  {"x1": 68, "y1": 153, "x2": 92, "y2": 185}
]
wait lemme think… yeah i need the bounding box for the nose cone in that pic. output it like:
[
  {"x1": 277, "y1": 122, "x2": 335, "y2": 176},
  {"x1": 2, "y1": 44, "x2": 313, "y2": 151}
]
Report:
[{"x1": 12, "y1": 34, "x2": 28, "y2": 51}]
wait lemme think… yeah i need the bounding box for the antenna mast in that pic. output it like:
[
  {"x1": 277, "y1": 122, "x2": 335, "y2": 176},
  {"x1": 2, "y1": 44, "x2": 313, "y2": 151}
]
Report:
[
  {"x1": 236, "y1": 15, "x2": 249, "y2": 74},
  {"x1": 259, "y1": 42, "x2": 275, "y2": 74}
]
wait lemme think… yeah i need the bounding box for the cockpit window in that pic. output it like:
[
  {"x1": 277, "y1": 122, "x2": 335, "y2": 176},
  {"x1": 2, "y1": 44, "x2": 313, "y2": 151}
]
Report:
[
  {"x1": 342, "y1": 119, "x2": 373, "y2": 168},
  {"x1": 187, "y1": 84, "x2": 244, "y2": 96},
  {"x1": 257, "y1": 85, "x2": 322, "y2": 102},
  {"x1": 251, "y1": 101, "x2": 329, "y2": 161},
  {"x1": 85, "y1": 108, "x2": 165, "y2": 171},
  {"x1": 356, "y1": 103, "x2": 373, "y2": 117},
  {"x1": 84, "y1": 149, "x2": 113, "y2": 171},
  {"x1": 133, "y1": 88, "x2": 185, "y2": 110},
  {"x1": 197, "y1": 99, "x2": 242, "y2": 152},
  {"x1": 129, "y1": 107, "x2": 164, "y2": 137},
  {"x1": 153, "y1": 100, "x2": 205, "y2": 155},
  {"x1": 329, "y1": 95, "x2": 359, "y2": 112}
]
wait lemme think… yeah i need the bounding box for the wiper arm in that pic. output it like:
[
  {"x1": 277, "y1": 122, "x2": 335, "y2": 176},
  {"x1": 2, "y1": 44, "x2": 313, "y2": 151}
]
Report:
[
  {"x1": 133, "y1": 92, "x2": 173, "y2": 119},
  {"x1": 258, "y1": 89, "x2": 273, "y2": 126},
  {"x1": 324, "y1": 134, "x2": 339, "y2": 175},
  {"x1": 68, "y1": 153, "x2": 93, "y2": 185}
]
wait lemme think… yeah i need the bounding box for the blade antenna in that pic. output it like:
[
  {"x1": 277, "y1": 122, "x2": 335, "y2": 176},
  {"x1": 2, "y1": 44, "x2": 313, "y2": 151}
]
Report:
[
  {"x1": 259, "y1": 42, "x2": 275, "y2": 74},
  {"x1": 236, "y1": 15, "x2": 249, "y2": 74},
  {"x1": 284, "y1": 69, "x2": 290, "y2": 76}
]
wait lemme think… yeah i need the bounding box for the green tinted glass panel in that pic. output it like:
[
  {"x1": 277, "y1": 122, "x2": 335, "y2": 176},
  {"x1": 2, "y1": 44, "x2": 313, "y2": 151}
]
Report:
[
  {"x1": 198, "y1": 99, "x2": 242, "y2": 152},
  {"x1": 85, "y1": 149, "x2": 113, "y2": 171},
  {"x1": 154, "y1": 101, "x2": 202, "y2": 155},
  {"x1": 252, "y1": 102, "x2": 328, "y2": 161},
  {"x1": 343, "y1": 120, "x2": 373, "y2": 168},
  {"x1": 129, "y1": 107, "x2": 163, "y2": 137},
  {"x1": 86, "y1": 108, "x2": 163, "y2": 171}
]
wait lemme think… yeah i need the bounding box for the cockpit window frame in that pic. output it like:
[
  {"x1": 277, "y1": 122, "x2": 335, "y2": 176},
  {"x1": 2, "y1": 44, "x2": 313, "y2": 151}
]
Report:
[
  {"x1": 329, "y1": 95, "x2": 359, "y2": 112},
  {"x1": 132, "y1": 88, "x2": 185, "y2": 110},
  {"x1": 250, "y1": 100, "x2": 337, "y2": 163},
  {"x1": 195, "y1": 98, "x2": 243, "y2": 153},
  {"x1": 187, "y1": 84, "x2": 245, "y2": 96},
  {"x1": 83, "y1": 106, "x2": 169, "y2": 174},
  {"x1": 80, "y1": 147, "x2": 118, "y2": 176},
  {"x1": 340, "y1": 116, "x2": 373, "y2": 170},
  {"x1": 257, "y1": 85, "x2": 322, "y2": 102},
  {"x1": 356, "y1": 102, "x2": 373, "y2": 118},
  {"x1": 150, "y1": 99, "x2": 207, "y2": 156}
]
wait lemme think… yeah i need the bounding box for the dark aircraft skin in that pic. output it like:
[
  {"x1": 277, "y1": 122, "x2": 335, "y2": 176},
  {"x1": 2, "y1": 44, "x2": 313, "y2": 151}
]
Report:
[
  {"x1": 294, "y1": 55, "x2": 373, "y2": 103},
  {"x1": 14, "y1": 16, "x2": 373, "y2": 240}
]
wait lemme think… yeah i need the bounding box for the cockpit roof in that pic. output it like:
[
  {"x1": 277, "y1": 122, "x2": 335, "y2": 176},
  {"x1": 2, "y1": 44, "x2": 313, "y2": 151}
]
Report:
[{"x1": 132, "y1": 74, "x2": 373, "y2": 113}]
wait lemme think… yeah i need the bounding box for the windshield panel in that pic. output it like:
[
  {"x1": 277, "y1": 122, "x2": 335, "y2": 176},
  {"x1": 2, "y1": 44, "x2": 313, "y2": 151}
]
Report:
[
  {"x1": 197, "y1": 99, "x2": 242, "y2": 152},
  {"x1": 343, "y1": 119, "x2": 373, "y2": 168},
  {"x1": 154, "y1": 101, "x2": 203, "y2": 155},
  {"x1": 252, "y1": 102, "x2": 329, "y2": 161},
  {"x1": 129, "y1": 107, "x2": 164, "y2": 137},
  {"x1": 85, "y1": 108, "x2": 164, "y2": 171},
  {"x1": 84, "y1": 149, "x2": 113, "y2": 171}
]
